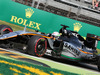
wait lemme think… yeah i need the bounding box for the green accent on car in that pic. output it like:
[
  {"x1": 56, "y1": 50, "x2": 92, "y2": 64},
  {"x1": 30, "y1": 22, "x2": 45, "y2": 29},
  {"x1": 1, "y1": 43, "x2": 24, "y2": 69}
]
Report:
[
  {"x1": 41, "y1": 39, "x2": 45, "y2": 41},
  {"x1": 61, "y1": 54, "x2": 82, "y2": 60}
]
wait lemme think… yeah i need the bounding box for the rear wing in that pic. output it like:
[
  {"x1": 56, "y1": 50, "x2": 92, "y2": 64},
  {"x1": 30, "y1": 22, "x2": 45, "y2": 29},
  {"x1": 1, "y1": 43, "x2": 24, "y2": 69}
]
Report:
[{"x1": 87, "y1": 33, "x2": 100, "y2": 41}]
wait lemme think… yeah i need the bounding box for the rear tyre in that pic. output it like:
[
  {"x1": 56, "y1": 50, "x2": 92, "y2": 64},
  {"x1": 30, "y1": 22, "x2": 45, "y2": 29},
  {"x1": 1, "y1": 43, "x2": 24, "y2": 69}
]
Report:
[
  {"x1": 27, "y1": 36, "x2": 47, "y2": 57},
  {"x1": 0, "y1": 25, "x2": 13, "y2": 35}
]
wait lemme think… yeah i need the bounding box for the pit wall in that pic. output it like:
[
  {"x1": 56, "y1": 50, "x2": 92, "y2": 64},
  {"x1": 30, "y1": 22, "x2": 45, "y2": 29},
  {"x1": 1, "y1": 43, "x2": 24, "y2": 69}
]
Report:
[{"x1": 0, "y1": 0, "x2": 100, "y2": 49}]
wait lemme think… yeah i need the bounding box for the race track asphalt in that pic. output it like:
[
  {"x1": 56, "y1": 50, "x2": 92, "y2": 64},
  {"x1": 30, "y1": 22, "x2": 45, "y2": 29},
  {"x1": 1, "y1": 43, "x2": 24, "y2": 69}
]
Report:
[
  {"x1": 0, "y1": 48, "x2": 100, "y2": 75},
  {"x1": 0, "y1": 48, "x2": 50, "y2": 68}
]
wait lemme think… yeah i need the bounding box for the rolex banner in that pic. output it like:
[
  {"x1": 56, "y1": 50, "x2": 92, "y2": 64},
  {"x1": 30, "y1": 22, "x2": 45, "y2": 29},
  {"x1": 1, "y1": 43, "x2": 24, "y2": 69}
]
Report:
[{"x1": 0, "y1": 0, "x2": 100, "y2": 49}]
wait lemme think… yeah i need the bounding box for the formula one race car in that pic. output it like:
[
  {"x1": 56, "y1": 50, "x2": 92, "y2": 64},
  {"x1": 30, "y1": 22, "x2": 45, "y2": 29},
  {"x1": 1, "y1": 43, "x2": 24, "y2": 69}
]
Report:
[{"x1": 0, "y1": 24, "x2": 100, "y2": 71}]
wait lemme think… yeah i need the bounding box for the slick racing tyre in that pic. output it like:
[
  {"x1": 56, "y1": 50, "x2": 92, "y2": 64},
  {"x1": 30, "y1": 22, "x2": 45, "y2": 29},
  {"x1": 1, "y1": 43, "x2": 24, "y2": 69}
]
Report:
[
  {"x1": 0, "y1": 25, "x2": 13, "y2": 35},
  {"x1": 27, "y1": 36, "x2": 47, "y2": 57}
]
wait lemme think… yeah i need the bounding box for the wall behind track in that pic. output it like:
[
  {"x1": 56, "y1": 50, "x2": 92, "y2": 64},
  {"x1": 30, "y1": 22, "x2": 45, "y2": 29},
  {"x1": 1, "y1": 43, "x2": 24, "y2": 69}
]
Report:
[{"x1": 0, "y1": 0, "x2": 100, "y2": 49}]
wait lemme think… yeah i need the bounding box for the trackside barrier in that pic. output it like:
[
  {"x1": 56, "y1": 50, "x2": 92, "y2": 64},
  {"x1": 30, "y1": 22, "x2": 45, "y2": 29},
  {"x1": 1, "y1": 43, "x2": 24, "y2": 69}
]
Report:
[{"x1": 0, "y1": 0, "x2": 100, "y2": 49}]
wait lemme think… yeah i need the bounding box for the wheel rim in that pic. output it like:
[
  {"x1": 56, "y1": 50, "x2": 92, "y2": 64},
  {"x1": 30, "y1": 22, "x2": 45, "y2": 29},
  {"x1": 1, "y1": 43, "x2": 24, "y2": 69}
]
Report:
[
  {"x1": 37, "y1": 43, "x2": 45, "y2": 52},
  {"x1": 35, "y1": 38, "x2": 47, "y2": 57}
]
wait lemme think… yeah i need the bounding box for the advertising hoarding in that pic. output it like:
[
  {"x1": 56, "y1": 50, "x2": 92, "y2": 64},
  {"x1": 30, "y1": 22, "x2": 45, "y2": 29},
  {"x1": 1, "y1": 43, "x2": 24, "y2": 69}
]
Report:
[{"x1": 0, "y1": 0, "x2": 100, "y2": 49}]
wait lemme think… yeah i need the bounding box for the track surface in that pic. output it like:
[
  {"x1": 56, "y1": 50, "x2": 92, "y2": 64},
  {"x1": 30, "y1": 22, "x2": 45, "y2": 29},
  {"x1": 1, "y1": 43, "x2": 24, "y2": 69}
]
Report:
[
  {"x1": 15, "y1": 48, "x2": 99, "y2": 72},
  {"x1": 0, "y1": 48, "x2": 50, "y2": 67},
  {"x1": 0, "y1": 48, "x2": 100, "y2": 75},
  {"x1": 43, "y1": 55, "x2": 98, "y2": 71}
]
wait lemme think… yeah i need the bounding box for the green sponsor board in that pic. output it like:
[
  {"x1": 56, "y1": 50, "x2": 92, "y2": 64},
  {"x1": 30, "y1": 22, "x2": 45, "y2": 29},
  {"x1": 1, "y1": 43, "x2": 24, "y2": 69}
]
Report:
[{"x1": 0, "y1": 0, "x2": 100, "y2": 49}]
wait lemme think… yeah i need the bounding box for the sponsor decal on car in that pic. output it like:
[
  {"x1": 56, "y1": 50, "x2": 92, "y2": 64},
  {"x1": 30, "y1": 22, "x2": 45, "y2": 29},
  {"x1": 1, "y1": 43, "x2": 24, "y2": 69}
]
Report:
[{"x1": 64, "y1": 42, "x2": 80, "y2": 56}]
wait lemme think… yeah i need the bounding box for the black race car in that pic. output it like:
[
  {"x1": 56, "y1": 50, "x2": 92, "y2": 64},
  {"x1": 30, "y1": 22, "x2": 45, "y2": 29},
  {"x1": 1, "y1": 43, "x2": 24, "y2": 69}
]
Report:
[{"x1": 0, "y1": 24, "x2": 100, "y2": 71}]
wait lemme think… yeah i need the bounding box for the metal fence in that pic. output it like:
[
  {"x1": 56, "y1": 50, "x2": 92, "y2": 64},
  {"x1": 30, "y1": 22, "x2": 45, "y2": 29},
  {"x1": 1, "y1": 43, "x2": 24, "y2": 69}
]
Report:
[{"x1": 13, "y1": 0, "x2": 100, "y2": 27}]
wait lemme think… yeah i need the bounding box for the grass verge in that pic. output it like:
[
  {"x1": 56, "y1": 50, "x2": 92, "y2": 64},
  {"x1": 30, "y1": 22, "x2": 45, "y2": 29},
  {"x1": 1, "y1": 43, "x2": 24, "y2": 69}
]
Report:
[
  {"x1": 0, "y1": 55, "x2": 78, "y2": 75},
  {"x1": 0, "y1": 20, "x2": 35, "y2": 32}
]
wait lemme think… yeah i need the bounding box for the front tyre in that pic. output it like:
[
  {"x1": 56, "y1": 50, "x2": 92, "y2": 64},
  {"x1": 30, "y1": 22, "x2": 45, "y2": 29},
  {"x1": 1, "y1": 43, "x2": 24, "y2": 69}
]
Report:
[
  {"x1": 0, "y1": 25, "x2": 13, "y2": 35},
  {"x1": 27, "y1": 36, "x2": 47, "y2": 57}
]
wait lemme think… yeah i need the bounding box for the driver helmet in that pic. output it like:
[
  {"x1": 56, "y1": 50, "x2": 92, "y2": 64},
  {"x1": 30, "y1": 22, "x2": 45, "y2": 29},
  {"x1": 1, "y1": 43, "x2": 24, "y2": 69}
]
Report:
[
  {"x1": 52, "y1": 32, "x2": 60, "y2": 38},
  {"x1": 64, "y1": 29, "x2": 67, "y2": 34}
]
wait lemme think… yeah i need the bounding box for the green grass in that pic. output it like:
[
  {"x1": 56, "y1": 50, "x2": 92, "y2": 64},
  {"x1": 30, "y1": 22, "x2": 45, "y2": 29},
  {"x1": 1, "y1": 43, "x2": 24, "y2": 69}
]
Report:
[
  {"x1": 0, "y1": 20, "x2": 35, "y2": 32},
  {"x1": 0, "y1": 55, "x2": 78, "y2": 75}
]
